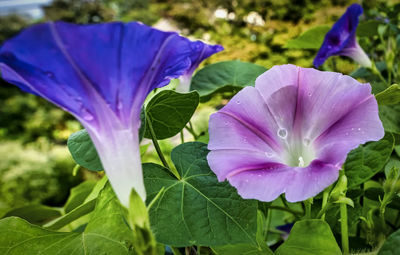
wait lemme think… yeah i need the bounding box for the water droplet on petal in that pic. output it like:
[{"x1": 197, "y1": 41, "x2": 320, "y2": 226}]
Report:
[
  {"x1": 307, "y1": 92, "x2": 312, "y2": 96},
  {"x1": 357, "y1": 128, "x2": 361, "y2": 131},
  {"x1": 117, "y1": 101, "x2": 123, "y2": 110},
  {"x1": 277, "y1": 128, "x2": 287, "y2": 139},
  {"x1": 81, "y1": 108, "x2": 94, "y2": 121},
  {"x1": 345, "y1": 132, "x2": 349, "y2": 136},
  {"x1": 303, "y1": 138, "x2": 310, "y2": 146},
  {"x1": 265, "y1": 152, "x2": 273, "y2": 158},
  {"x1": 236, "y1": 100, "x2": 241, "y2": 104}
]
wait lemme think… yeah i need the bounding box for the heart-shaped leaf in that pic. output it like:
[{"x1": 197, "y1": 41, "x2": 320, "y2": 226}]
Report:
[
  {"x1": 344, "y1": 133, "x2": 394, "y2": 188},
  {"x1": 67, "y1": 129, "x2": 103, "y2": 171},
  {"x1": 285, "y1": 25, "x2": 330, "y2": 49},
  {"x1": 0, "y1": 183, "x2": 134, "y2": 255},
  {"x1": 144, "y1": 142, "x2": 258, "y2": 247},
  {"x1": 275, "y1": 219, "x2": 341, "y2": 255},
  {"x1": 145, "y1": 90, "x2": 199, "y2": 140},
  {"x1": 190, "y1": 60, "x2": 267, "y2": 98}
]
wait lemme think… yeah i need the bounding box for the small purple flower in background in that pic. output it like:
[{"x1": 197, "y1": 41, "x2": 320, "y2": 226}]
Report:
[
  {"x1": 314, "y1": 3, "x2": 372, "y2": 68},
  {"x1": 175, "y1": 43, "x2": 223, "y2": 92},
  {"x1": 276, "y1": 223, "x2": 294, "y2": 240},
  {"x1": 207, "y1": 64, "x2": 383, "y2": 202},
  {"x1": 0, "y1": 21, "x2": 217, "y2": 207}
]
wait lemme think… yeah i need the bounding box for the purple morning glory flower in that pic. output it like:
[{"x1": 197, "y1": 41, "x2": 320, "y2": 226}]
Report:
[
  {"x1": 0, "y1": 21, "x2": 218, "y2": 207},
  {"x1": 314, "y1": 3, "x2": 372, "y2": 68},
  {"x1": 207, "y1": 64, "x2": 384, "y2": 202},
  {"x1": 175, "y1": 43, "x2": 223, "y2": 92}
]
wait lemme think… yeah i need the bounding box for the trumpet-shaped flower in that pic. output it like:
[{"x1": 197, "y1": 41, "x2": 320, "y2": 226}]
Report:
[
  {"x1": 314, "y1": 3, "x2": 371, "y2": 68},
  {"x1": 0, "y1": 21, "x2": 220, "y2": 207},
  {"x1": 175, "y1": 43, "x2": 223, "y2": 92},
  {"x1": 207, "y1": 65, "x2": 384, "y2": 202}
]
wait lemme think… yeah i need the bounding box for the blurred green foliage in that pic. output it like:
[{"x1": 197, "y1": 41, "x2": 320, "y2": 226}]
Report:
[{"x1": 0, "y1": 141, "x2": 81, "y2": 216}]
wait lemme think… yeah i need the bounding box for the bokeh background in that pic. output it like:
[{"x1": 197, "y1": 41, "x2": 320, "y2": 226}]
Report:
[{"x1": 0, "y1": 0, "x2": 397, "y2": 216}]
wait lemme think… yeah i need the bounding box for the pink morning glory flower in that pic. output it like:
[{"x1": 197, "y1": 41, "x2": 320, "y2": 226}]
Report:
[
  {"x1": 0, "y1": 21, "x2": 221, "y2": 207},
  {"x1": 207, "y1": 64, "x2": 384, "y2": 202},
  {"x1": 314, "y1": 3, "x2": 372, "y2": 68}
]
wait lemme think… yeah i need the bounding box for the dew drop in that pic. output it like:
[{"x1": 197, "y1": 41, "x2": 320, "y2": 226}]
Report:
[
  {"x1": 307, "y1": 92, "x2": 312, "y2": 96},
  {"x1": 357, "y1": 128, "x2": 361, "y2": 131},
  {"x1": 265, "y1": 152, "x2": 273, "y2": 158},
  {"x1": 303, "y1": 138, "x2": 310, "y2": 146},
  {"x1": 345, "y1": 132, "x2": 349, "y2": 136},
  {"x1": 81, "y1": 108, "x2": 94, "y2": 121},
  {"x1": 117, "y1": 101, "x2": 123, "y2": 110},
  {"x1": 224, "y1": 121, "x2": 229, "y2": 126},
  {"x1": 242, "y1": 138, "x2": 248, "y2": 143},
  {"x1": 236, "y1": 100, "x2": 241, "y2": 104},
  {"x1": 277, "y1": 128, "x2": 287, "y2": 139}
]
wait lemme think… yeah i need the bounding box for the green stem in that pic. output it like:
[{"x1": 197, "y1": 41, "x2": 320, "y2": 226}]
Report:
[
  {"x1": 317, "y1": 204, "x2": 331, "y2": 219},
  {"x1": 267, "y1": 206, "x2": 302, "y2": 218},
  {"x1": 146, "y1": 113, "x2": 180, "y2": 179},
  {"x1": 370, "y1": 63, "x2": 388, "y2": 86},
  {"x1": 185, "y1": 125, "x2": 198, "y2": 140},
  {"x1": 340, "y1": 203, "x2": 349, "y2": 255},
  {"x1": 72, "y1": 164, "x2": 80, "y2": 176},
  {"x1": 319, "y1": 187, "x2": 331, "y2": 220},
  {"x1": 304, "y1": 198, "x2": 313, "y2": 219},
  {"x1": 180, "y1": 130, "x2": 185, "y2": 143},
  {"x1": 264, "y1": 208, "x2": 272, "y2": 241},
  {"x1": 280, "y1": 195, "x2": 290, "y2": 209}
]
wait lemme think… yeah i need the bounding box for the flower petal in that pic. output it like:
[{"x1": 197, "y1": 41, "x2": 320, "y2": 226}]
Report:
[
  {"x1": 176, "y1": 42, "x2": 223, "y2": 92},
  {"x1": 0, "y1": 21, "x2": 203, "y2": 125},
  {"x1": 313, "y1": 3, "x2": 363, "y2": 67},
  {"x1": 227, "y1": 160, "x2": 339, "y2": 202},
  {"x1": 208, "y1": 64, "x2": 384, "y2": 202},
  {"x1": 208, "y1": 86, "x2": 282, "y2": 153}
]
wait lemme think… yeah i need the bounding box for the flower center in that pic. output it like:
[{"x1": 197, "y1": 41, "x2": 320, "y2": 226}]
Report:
[{"x1": 281, "y1": 138, "x2": 316, "y2": 168}]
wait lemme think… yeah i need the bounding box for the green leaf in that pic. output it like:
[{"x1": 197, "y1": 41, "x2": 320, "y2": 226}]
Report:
[
  {"x1": 67, "y1": 129, "x2": 103, "y2": 171},
  {"x1": 357, "y1": 20, "x2": 382, "y2": 37},
  {"x1": 139, "y1": 107, "x2": 146, "y2": 141},
  {"x1": 2, "y1": 205, "x2": 61, "y2": 226},
  {"x1": 376, "y1": 84, "x2": 400, "y2": 105},
  {"x1": 364, "y1": 187, "x2": 400, "y2": 209},
  {"x1": 212, "y1": 243, "x2": 271, "y2": 255},
  {"x1": 190, "y1": 60, "x2": 267, "y2": 98},
  {"x1": 344, "y1": 133, "x2": 394, "y2": 188},
  {"x1": 144, "y1": 90, "x2": 199, "y2": 139},
  {"x1": 380, "y1": 104, "x2": 400, "y2": 134},
  {"x1": 64, "y1": 180, "x2": 97, "y2": 213},
  {"x1": 212, "y1": 211, "x2": 274, "y2": 255},
  {"x1": 275, "y1": 219, "x2": 341, "y2": 255},
  {"x1": 143, "y1": 142, "x2": 258, "y2": 247},
  {"x1": 44, "y1": 177, "x2": 107, "y2": 230},
  {"x1": 0, "y1": 183, "x2": 134, "y2": 255},
  {"x1": 285, "y1": 25, "x2": 330, "y2": 49},
  {"x1": 378, "y1": 228, "x2": 400, "y2": 255}
]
